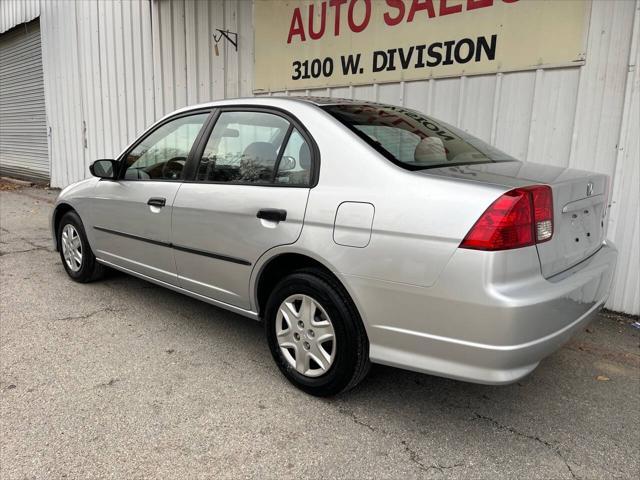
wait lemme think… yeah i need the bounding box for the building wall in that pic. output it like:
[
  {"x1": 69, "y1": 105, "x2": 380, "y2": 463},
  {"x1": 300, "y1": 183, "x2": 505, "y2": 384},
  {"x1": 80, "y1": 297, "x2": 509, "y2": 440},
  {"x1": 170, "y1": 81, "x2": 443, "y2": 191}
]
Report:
[
  {"x1": 606, "y1": 7, "x2": 639, "y2": 313},
  {"x1": 33, "y1": 0, "x2": 253, "y2": 186},
  {"x1": 1, "y1": 0, "x2": 638, "y2": 314},
  {"x1": 0, "y1": 0, "x2": 39, "y2": 33}
]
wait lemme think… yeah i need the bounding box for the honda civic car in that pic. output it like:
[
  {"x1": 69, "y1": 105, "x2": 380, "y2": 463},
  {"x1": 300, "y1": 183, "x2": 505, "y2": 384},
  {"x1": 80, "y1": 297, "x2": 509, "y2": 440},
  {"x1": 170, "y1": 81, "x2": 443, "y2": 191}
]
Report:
[{"x1": 51, "y1": 97, "x2": 617, "y2": 396}]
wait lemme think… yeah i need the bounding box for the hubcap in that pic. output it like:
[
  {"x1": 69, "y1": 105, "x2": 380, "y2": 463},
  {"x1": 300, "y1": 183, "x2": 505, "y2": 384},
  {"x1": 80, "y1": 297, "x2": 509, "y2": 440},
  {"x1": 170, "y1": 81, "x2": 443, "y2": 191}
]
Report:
[
  {"x1": 275, "y1": 294, "x2": 336, "y2": 377},
  {"x1": 61, "y1": 224, "x2": 82, "y2": 272}
]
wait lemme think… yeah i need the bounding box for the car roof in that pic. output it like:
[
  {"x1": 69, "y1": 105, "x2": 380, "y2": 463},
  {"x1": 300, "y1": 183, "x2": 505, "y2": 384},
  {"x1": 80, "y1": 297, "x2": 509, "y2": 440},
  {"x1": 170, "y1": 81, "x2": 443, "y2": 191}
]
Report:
[
  {"x1": 167, "y1": 96, "x2": 379, "y2": 118},
  {"x1": 278, "y1": 96, "x2": 365, "y2": 106}
]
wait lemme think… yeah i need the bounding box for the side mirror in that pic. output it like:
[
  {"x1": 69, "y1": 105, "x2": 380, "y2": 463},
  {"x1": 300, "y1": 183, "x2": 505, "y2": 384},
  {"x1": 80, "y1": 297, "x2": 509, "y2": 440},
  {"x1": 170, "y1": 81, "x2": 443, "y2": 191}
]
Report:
[{"x1": 90, "y1": 159, "x2": 117, "y2": 179}]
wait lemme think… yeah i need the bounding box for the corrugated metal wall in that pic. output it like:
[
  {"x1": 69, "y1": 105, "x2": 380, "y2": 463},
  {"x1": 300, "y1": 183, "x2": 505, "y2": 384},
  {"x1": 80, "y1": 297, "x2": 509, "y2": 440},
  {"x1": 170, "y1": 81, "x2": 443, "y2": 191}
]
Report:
[
  {"x1": 151, "y1": 0, "x2": 253, "y2": 112},
  {"x1": 607, "y1": 2, "x2": 639, "y2": 313},
  {"x1": 36, "y1": 0, "x2": 252, "y2": 185},
  {"x1": 0, "y1": 19, "x2": 49, "y2": 181},
  {"x1": 1, "y1": 0, "x2": 638, "y2": 313},
  {"x1": 0, "y1": 0, "x2": 40, "y2": 34},
  {"x1": 38, "y1": 0, "x2": 156, "y2": 184}
]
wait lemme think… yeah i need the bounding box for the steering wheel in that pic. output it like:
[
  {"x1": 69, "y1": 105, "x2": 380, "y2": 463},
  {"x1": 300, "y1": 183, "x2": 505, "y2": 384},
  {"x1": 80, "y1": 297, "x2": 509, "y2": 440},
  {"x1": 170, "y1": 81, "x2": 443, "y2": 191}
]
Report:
[{"x1": 162, "y1": 157, "x2": 186, "y2": 180}]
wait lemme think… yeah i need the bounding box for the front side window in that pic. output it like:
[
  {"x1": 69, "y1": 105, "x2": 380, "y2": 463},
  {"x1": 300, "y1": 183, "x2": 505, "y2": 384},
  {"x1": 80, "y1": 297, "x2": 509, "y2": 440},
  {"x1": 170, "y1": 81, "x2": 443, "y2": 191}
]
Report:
[
  {"x1": 124, "y1": 113, "x2": 209, "y2": 180},
  {"x1": 323, "y1": 104, "x2": 515, "y2": 170}
]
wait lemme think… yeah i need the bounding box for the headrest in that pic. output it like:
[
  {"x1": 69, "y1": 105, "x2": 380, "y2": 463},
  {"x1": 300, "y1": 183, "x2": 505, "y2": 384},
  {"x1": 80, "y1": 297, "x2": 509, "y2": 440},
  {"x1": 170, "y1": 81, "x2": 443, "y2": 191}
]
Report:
[
  {"x1": 298, "y1": 142, "x2": 311, "y2": 169},
  {"x1": 414, "y1": 137, "x2": 446, "y2": 163},
  {"x1": 243, "y1": 142, "x2": 277, "y2": 164}
]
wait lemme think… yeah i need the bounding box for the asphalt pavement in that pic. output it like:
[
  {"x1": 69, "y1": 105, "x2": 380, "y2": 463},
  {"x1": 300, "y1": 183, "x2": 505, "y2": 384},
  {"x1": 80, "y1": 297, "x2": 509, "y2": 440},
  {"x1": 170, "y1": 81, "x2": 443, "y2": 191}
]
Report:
[{"x1": 1, "y1": 184, "x2": 638, "y2": 479}]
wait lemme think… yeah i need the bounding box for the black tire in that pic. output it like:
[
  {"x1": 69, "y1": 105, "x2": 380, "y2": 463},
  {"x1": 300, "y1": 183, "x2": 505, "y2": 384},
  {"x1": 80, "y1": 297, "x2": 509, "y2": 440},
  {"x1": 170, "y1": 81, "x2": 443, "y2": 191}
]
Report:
[
  {"x1": 57, "y1": 210, "x2": 105, "y2": 283},
  {"x1": 265, "y1": 268, "x2": 370, "y2": 396}
]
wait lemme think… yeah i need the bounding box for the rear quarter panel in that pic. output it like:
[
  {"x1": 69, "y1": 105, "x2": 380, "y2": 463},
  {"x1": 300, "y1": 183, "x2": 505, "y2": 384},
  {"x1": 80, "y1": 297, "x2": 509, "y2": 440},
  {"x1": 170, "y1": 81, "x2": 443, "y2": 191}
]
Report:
[{"x1": 293, "y1": 107, "x2": 509, "y2": 288}]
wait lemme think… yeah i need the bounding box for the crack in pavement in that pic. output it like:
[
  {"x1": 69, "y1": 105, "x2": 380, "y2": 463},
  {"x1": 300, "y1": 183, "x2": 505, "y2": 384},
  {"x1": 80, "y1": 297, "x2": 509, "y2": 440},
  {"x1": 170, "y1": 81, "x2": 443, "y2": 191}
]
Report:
[
  {"x1": 336, "y1": 405, "x2": 467, "y2": 477},
  {"x1": 54, "y1": 307, "x2": 125, "y2": 324},
  {"x1": 473, "y1": 412, "x2": 579, "y2": 479},
  {"x1": 0, "y1": 246, "x2": 50, "y2": 256},
  {"x1": 336, "y1": 406, "x2": 378, "y2": 432},
  {"x1": 0, "y1": 226, "x2": 52, "y2": 255},
  {"x1": 401, "y1": 440, "x2": 464, "y2": 475}
]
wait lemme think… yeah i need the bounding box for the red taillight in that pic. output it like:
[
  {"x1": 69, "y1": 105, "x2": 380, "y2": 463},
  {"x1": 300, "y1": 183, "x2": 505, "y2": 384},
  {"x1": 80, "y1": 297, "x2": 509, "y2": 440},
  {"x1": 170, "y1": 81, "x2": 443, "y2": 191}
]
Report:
[{"x1": 460, "y1": 185, "x2": 553, "y2": 251}]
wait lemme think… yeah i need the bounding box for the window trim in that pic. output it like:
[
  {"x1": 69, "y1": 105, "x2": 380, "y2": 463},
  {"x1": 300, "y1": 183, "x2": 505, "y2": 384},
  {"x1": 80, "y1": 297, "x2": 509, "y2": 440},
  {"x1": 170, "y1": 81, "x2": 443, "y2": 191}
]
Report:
[
  {"x1": 186, "y1": 106, "x2": 320, "y2": 188},
  {"x1": 115, "y1": 109, "x2": 213, "y2": 182},
  {"x1": 271, "y1": 124, "x2": 293, "y2": 184}
]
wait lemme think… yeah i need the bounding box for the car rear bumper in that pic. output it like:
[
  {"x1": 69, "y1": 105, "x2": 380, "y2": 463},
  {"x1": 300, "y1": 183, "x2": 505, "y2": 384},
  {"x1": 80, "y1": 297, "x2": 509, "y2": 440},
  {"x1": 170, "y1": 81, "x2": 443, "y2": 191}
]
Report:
[{"x1": 344, "y1": 243, "x2": 618, "y2": 384}]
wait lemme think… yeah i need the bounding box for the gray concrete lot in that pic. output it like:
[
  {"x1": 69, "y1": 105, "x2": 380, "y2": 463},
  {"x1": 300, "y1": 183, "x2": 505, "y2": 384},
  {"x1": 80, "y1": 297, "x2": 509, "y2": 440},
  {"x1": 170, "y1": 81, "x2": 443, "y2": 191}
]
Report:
[{"x1": 1, "y1": 185, "x2": 639, "y2": 479}]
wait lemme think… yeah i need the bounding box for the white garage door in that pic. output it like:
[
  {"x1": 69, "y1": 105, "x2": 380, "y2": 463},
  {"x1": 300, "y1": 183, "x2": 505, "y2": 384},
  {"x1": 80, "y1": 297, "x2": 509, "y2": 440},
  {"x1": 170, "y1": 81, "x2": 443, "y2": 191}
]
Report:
[{"x1": 0, "y1": 19, "x2": 49, "y2": 181}]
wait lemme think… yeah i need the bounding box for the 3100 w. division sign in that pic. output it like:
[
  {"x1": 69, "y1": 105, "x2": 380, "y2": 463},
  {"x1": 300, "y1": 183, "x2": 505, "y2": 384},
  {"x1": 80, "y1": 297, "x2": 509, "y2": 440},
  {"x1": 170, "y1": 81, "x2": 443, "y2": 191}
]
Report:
[{"x1": 253, "y1": 0, "x2": 589, "y2": 92}]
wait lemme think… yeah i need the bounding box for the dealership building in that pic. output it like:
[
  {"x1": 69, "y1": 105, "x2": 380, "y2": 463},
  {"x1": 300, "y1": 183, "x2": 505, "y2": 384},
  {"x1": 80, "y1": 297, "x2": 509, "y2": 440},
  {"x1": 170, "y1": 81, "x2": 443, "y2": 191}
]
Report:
[{"x1": 0, "y1": 0, "x2": 638, "y2": 314}]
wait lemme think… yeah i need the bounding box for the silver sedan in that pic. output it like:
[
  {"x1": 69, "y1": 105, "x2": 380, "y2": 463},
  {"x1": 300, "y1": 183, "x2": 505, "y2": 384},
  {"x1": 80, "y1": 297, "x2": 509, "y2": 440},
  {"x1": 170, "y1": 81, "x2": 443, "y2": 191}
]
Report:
[{"x1": 51, "y1": 97, "x2": 617, "y2": 396}]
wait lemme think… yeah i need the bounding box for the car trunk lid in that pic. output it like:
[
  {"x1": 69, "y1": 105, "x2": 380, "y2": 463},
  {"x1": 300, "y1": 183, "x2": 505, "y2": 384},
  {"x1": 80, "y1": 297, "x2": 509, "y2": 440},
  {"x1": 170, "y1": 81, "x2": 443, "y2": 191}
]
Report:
[
  {"x1": 537, "y1": 173, "x2": 608, "y2": 277},
  {"x1": 423, "y1": 161, "x2": 609, "y2": 277}
]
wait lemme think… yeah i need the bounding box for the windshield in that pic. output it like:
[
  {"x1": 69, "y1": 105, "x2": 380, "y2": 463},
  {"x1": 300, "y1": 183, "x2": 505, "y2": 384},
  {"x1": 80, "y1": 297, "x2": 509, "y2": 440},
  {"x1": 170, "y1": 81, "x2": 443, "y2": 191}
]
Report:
[{"x1": 323, "y1": 104, "x2": 516, "y2": 170}]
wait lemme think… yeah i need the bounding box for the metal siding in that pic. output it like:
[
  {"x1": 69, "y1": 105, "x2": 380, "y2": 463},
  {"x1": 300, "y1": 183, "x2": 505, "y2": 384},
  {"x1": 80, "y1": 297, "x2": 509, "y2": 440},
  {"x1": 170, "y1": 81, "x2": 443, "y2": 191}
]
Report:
[
  {"x1": 527, "y1": 68, "x2": 581, "y2": 168},
  {"x1": 569, "y1": 0, "x2": 637, "y2": 174},
  {"x1": 2, "y1": 0, "x2": 636, "y2": 313},
  {"x1": 458, "y1": 75, "x2": 496, "y2": 143},
  {"x1": 35, "y1": 0, "x2": 253, "y2": 186},
  {"x1": 0, "y1": 0, "x2": 40, "y2": 34},
  {"x1": 150, "y1": 0, "x2": 253, "y2": 110},
  {"x1": 607, "y1": 0, "x2": 640, "y2": 314},
  {"x1": 493, "y1": 71, "x2": 535, "y2": 160},
  {"x1": 40, "y1": 0, "x2": 85, "y2": 186},
  {"x1": 39, "y1": 0, "x2": 157, "y2": 185},
  {"x1": 0, "y1": 19, "x2": 49, "y2": 180}
]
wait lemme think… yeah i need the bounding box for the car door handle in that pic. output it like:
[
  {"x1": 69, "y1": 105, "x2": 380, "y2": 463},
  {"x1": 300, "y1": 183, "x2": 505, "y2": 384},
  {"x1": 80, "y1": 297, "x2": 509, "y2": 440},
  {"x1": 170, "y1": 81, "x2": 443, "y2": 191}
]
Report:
[
  {"x1": 147, "y1": 197, "x2": 166, "y2": 208},
  {"x1": 257, "y1": 208, "x2": 287, "y2": 222}
]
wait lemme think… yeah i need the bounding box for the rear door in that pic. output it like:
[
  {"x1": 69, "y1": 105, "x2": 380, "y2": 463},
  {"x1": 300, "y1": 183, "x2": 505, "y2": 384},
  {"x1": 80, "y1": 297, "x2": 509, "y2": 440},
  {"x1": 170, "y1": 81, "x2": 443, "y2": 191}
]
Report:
[
  {"x1": 171, "y1": 109, "x2": 315, "y2": 309},
  {"x1": 92, "y1": 111, "x2": 210, "y2": 284}
]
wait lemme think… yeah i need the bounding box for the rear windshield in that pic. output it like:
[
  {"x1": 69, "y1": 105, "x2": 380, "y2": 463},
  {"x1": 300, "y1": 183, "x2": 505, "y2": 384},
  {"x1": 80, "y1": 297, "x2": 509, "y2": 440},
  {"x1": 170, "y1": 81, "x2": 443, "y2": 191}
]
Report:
[{"x1": 323, "y1": 104, "x2": 515, "y2": 170}]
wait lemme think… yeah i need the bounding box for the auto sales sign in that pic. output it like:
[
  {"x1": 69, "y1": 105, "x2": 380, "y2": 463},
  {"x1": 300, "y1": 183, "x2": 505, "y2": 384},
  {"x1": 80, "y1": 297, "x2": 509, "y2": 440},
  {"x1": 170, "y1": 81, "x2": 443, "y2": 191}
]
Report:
[{"x1": 253, "y1": 0, "x2": 589, "y2": 92}]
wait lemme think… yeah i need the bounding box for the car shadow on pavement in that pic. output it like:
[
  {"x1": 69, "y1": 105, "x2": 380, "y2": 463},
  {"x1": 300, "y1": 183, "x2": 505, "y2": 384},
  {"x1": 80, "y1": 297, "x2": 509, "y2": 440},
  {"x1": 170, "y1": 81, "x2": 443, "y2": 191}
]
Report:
[{"x1": 101, "y1": 266, "x2": 634, "y2": 418}]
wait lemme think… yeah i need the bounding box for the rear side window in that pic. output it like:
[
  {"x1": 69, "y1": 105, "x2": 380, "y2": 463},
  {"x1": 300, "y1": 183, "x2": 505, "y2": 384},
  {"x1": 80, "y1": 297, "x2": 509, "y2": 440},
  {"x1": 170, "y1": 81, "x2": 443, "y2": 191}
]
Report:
[
  {"x1": 323, "y1": 104, "x2": 515, "y2": 170},
  {"x1": 197, "y1": 111, "x2": 314, "y2": 185},
  {"x1": 275, "y1": 129, "x2": 312, "y2": 186}
]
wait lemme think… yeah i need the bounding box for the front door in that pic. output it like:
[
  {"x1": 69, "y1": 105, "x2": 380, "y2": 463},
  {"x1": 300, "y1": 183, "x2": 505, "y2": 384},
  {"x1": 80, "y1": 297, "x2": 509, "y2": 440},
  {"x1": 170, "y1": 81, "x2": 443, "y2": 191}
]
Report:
[
  {"x1": 91, "y1": 111, "x2": 210, "y2": 284},
  {"x1": 171, "y1": 109, "x2": 316, "y2": 309}
]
